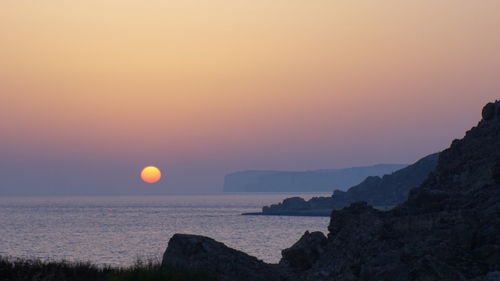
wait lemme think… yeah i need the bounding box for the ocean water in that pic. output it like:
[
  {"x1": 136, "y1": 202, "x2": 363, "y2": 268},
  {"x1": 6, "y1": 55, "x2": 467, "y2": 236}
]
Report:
[{"x1": 0, "y1": 194, "x2": 330, "y2": 266}]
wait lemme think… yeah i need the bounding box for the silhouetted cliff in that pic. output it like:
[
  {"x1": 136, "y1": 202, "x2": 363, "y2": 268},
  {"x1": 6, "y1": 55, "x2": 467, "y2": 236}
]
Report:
[
  {"x1": 286, "y1": 100, "x2": 500, "y2": 280},
  {"x1": 258, "y1": 153, "x2": 438, "y2": 216}
]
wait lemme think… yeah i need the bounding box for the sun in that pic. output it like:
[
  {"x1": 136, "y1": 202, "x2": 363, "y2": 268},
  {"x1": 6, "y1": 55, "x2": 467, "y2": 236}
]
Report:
[{"x1": 141, "y1": 166, "x2": 162, "y2": 183}]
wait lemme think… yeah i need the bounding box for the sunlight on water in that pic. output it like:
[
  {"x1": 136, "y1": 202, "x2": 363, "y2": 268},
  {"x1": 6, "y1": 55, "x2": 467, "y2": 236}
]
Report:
[{"x1": 0, "y1": 194, "x2": 330, "y2": 266}]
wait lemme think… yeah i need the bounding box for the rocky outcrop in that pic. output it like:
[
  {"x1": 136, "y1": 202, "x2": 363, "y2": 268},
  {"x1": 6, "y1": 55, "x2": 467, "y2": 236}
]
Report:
[
  {"x1": 163, "y1": 101, "x2": 500, "y2": 281},
  {"x1": 332, "y1": 153, "x2": 439, "y2": 208},
  {"x1": 259, "y1": 153, "x2": 438, "y2": 216},
  {"x1": 293, "y1": 101, "x2": 500, "y2": 281},
  {"x1": 281, "y1": 231, "x2": 327, "y2": 271},
  {"x1": 161, "y1": 234, "x2": 288, "y2": 281}
]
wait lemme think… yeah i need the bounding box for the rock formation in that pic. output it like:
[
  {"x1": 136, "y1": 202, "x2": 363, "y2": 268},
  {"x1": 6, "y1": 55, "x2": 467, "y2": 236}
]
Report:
[
  {"x1": 286, "y1": 101, "x2": 500, "y2": 281},
  {"x1": 163, "y1": 101, "x2": 500, "y2": 281},
  {"x1": 161, "y1": 234, "x2": 289, "y2": 281},
  {"x1": 280, "y1": 231, "x2": 327, "y2": 271},
  {"x1": 258, "y1": 153, "x2": 438, "y2": 216}
]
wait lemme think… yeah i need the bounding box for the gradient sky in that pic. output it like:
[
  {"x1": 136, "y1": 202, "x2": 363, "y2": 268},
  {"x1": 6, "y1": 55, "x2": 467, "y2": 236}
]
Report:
[{"x1": 1, "y1": 1, "x2": 499, "y2": 194}]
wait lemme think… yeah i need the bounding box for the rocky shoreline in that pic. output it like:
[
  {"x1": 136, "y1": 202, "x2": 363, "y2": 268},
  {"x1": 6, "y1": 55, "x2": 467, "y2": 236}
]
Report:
[
  {"x1": 161, "y1": 101, "x2": 500, "y2": 281},
  {"x1": 242, "y1": 205, "x2": 395, "y2": 217},
  {"x1": 242, "y1": 209, "x2": 333, "y2": 216},
  {"x1": 246, "y1": 153, "x2": 438, "y2": 217}
]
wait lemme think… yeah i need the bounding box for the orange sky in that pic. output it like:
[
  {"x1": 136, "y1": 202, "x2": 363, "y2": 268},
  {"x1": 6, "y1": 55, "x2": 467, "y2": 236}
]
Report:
[{"x1": 1, "y1": 1, "x2": 499, "y2": 193}]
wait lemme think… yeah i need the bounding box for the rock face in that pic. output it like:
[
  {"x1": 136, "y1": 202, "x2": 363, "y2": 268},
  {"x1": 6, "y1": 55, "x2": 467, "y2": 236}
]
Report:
[
  {"x1": 161, "y1": 234, "x2": 288, "y2": 281},
  {"x1": 223, "y1": 164, "x2": 407, "y2": 192},
  {"x1": 332, "y1": 153, "x2": 439, "y2": 208},
  {"x1": 281, "y1": 231, "x2": 327, "y2": 271},
  {"x1": 292, "y1": 101, "x2": 500, "y2": 281},
  {"x1": 261, "y1": 153, "x2": 438, "y2": 215},
  {"x1": 162, "y1": 101, "x2": 500, "y2": 281}
]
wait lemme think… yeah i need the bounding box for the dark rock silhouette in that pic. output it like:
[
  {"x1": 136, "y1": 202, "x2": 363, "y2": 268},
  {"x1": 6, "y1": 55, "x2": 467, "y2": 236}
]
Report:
[
  {"x1": 280, "y1": 231, "x2": 327, "y2": 271},
  {"x1": 162, "y1": 101, "x2": 500, "y2": 281},
  {"x1": 161, "y1": 234, "x2": 289, "y2": 281},
  {"x1": 223, "y1": 164, "x2": 407, "y2": 192},
  {"x1": 256, "y1": 153, "x2": 438, "y2": 216}
]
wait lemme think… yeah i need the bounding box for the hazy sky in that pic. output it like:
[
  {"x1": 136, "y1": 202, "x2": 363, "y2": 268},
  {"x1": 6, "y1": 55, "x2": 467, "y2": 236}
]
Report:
[{"x1": 1, "y1": 1, "x2": 499, "y2": 194}]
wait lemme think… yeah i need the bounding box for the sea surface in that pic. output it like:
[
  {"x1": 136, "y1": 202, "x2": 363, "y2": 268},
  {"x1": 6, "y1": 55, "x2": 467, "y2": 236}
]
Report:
[{"x1": 0, "y1": 193, "x2": 330, "y2": 266}]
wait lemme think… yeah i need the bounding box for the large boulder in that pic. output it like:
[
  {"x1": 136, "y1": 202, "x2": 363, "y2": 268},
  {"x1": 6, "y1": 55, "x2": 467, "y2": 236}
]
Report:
[{"x1": 161, "y1": 234, "x2": 287, "y2": 281}]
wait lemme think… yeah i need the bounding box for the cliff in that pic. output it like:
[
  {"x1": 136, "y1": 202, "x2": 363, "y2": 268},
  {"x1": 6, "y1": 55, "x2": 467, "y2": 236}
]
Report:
[
  {"x1": 256, "y1": 153, "x2": 438, "y2": 216},
  {"x1": 223, "y1": 164, "x2": 407, "y2": 192},
  {"x1": 162, "y1": 101, "x2": 500, "y2": 281},
  {"x1": 289, "y1": 101, "x2": 500, "y2": 281}
]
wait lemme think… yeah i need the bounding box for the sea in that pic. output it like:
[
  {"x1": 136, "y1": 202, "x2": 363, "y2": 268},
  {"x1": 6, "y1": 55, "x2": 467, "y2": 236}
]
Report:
[{"x1": 0, "y1": 193, "x2": 330, "y2": 266}]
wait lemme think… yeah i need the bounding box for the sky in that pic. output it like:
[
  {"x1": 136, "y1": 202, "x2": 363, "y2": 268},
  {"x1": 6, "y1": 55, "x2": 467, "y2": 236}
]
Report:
[{"x1": 1, "y1": 1, "x2": 499, "y2": 194}]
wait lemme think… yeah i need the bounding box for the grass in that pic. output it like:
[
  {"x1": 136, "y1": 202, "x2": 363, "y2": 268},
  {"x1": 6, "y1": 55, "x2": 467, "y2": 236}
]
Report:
[{"x1": 0, "y1": 256, "x2": 217, "y2": 281}]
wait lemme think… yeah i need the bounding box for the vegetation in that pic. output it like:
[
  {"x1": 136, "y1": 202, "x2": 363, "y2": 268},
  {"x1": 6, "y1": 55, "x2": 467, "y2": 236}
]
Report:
[{"x1": 0, "y1": 256, "x2": 217, "y2": 281}]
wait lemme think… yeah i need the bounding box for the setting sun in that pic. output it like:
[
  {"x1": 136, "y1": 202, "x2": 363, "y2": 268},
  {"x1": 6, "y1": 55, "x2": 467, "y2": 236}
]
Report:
[{"x1": 141, "y1": 166, "x2": 162, "y2": 183}]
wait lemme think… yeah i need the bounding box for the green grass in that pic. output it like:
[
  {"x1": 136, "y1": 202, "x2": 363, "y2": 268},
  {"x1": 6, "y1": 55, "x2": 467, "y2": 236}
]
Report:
[{"x1": 0, "y1": 256, "x2": 217, "y2": 281}]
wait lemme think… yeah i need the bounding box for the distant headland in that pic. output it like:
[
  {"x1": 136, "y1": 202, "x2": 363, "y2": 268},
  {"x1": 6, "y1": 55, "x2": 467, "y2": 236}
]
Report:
[
  {"x1": 223, "y1": 164, "x2": 407, "y2": 192},
  {"x1": 245, "y1": 152, "x2": 439, "y2": 216}
]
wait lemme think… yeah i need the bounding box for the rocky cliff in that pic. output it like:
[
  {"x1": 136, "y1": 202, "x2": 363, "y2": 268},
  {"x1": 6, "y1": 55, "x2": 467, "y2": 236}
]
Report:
[
  {"x1": 162, "y1": 101, "x2": 500, "y2": 281},
  {"x1": 258, "y1": 153, "x2": 438, "y2": 216},
  {"x1": 286, "y1": 101, "x2": 500, "y2": 281}
]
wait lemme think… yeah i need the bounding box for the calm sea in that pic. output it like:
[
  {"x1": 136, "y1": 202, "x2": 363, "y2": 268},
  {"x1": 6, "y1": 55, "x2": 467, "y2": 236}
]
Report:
[{"x1": 0, "y1": 194, "x2": 330, "y2": 266}]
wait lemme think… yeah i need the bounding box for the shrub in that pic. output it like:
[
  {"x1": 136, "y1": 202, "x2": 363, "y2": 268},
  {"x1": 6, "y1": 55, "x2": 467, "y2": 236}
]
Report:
[{"x1": 0, "y1": 256, "x2": 216, "y2": 281}]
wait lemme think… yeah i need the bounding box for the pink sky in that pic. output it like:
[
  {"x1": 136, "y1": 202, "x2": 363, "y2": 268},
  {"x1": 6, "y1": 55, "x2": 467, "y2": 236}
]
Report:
[{"x1": 1, "y1": 1, "x2": 499, "y2": 193}]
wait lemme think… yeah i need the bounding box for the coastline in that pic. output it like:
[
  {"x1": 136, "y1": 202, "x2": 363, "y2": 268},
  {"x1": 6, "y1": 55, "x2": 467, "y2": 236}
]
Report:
[
  {"x1": 242, "y1": 205, "x2": 396, "y2": 217},
  {"x1": 242, "y1": 210, "x2": 332, "y2": 217}
]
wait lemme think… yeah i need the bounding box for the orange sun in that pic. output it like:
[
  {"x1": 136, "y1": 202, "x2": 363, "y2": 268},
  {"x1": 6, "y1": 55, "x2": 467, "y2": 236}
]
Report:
[{"x1": 141, "y1": 166, "x2": 162, "y2": 183}]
